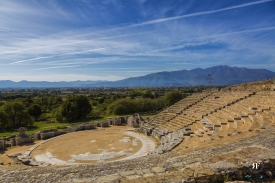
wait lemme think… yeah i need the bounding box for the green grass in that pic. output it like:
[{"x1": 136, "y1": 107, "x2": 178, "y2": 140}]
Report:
[
  {"x1": 141, "y1": 113, "x2": 157, "y2": 120},
  {"x1": 0, "y1": 115, "x2": 119, "y2": 138},
  {"x1": 0, "y1": 113, "x2": 153, "y2": 138}
]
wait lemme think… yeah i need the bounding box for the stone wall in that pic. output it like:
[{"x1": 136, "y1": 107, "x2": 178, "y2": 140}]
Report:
[
  {"x1": 0, "y1": 139, "x2": 5, "y2": 150},
  {"x1": 127, "y1": 113, "x2": 144, "y2": 127},
  {"x1": 0, "y1": 128, "x2": 35, "y2": 148},
  {"x1": 100, "y1": 121, "x2": 109, "y2": 127},
  {"x1": 14, "y1": 136, "x2": 33, "y2": 146},
  {"x1": 10, "y1": 138, "x2": 16, "y2": 146},
  {"x1": 40, "y1": 132, "x2": 55, "y2": 140},
  {"x1": 67, "y1": 123, "x2": 96, "y2": 132},
  {"x1": 35, "y1": 130, "x2": 66, "y2": 140},
  {"x1": 108, "y1": 116, "x2": 132, "y2": 126},
  {"x1": 108, "y1": 117, "x2": 122, "y2": 125},
  {"x1": 0, "y1": 136, "x2": 34, "y2": 149},
  {"x1": 139, "y1": 125, "x2": 185, "y2": 154}
]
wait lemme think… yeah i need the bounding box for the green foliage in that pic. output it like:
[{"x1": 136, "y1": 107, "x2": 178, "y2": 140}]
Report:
[
  {"x1": 53, "y1": 107, "x2": 64, "y2": 122},
  {"x1": 113, "y1": 105, "x2": 128, "y2": 115},
  {"x1": 107, "y1": 98, "x2": 134, "y2": 115},
  {"x1": 28, "y1": 104, "x2": 42, "y2": 120},
  {"x1": 141, "y1": 89, "x2": 154, "y2": 99},
  {"x1": 61, "y1": 95, "x2": 92, "y2": 122},
  {"x1": 90, "y1": 107, "x2": 106, "y2": 118},
  {"x1": 0, "y1": 86, "x2": 206, "y2": 129},
  {"x1": 107, "y1": 98, "x2": 164, "y2": 115},
  {"x1": 153, "y1": 92, "x2": 159, "y2": 98},
  {"x1": 97, "y1": 97, "x2": 105, "y2": 104},
  {"x1": 0, "y1": 110, "x2": 8, "y2": 128},
  {"x1": 223, "y1": 174, "x2": 229, "y2": 182},
  {"x1": 164, "y1": 91, "x2": 183, "y2": 106},
  {"x1": 0, "y1": 101, "x2": 34, "y2": 128}
]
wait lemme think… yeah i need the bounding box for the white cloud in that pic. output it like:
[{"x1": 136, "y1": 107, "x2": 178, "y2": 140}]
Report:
[
  {"x1": 130, "y1": 0, "x2": 274, "y2": 27},
  {"x1": 0, "y1": 0, "x2": 274, "y2": 82}
]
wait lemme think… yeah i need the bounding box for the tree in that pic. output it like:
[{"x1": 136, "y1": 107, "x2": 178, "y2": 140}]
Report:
[
  {"x1": 142, "y1": 90, "x2": 154, "y2": 99},
  {"x1": 28, "y1": 104, "x2": 42, "y2": 121},
  {"x1": 107, "y1": 98, "x2": 165, "y2": 115},
  {"x1": 107, "y1": 98, "x2": 134, "y2": 115},
  {"x1": 0, "y1": 111, "x2": 8, "y2": 129},
  {"x1": 75, "y1": 95, "x2": 92, "y2": 119},
  {"x1": 61, "y1": 95, "x2": 92, "y2": 121},
  {"x1": 53, "y1": 106, "x2": 64, "y2": 122},
  {"x1": 164, "y1": 91, "x2": 183, "y2": 106},
  {"x1": 2, "y1": 101, "x2": 34, "y2": 128}
]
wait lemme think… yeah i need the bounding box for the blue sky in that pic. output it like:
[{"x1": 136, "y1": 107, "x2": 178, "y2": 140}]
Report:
[{"x1": 0, "y1": 0, "x2": 275, "y2": 81}]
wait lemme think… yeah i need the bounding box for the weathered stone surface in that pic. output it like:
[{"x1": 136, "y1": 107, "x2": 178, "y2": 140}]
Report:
[
  {"x1": 21, "y1": 158, "x2": 31, "y2": 165},
  {"x1": 207, "y1": 161, "x2": 238, "y2": 171},
  {"x1": 73, "y1": 178, "x2": 93, "y2": 183},
  {"x1": 143, "y1": 173, "x2": 154, "y2": 178},
  {"x1": 29, "y1": 160, "x2": 40, "y2": 166},
  {"x1": 134, "y1": 169, "x2": 143, "y2": 175},
  {"x1": 151, "y1": 167, "x2": 166, "y2": 173},
  {"x1": 127, "y1": 113, "x2": 144, "y2": 127},
  {"x1": 119, "y1": 171, "x2": 136, "y2": 177},
  {"x1": 126, "y1": 175, "x2": 140, "y2": 180},
  {"x1": 37, "y1": 129, "x2": 66, "y2": 140},
  {"x1": 95, "y1": 174, "x2": 120, "y2": 183},
  {"x1": 8, "y1": 153, "x2": 22, "y2": 158},
  {"x1": 142, "y1": 169, "x2": 151, "y2": 174},
  {"x1": 265, "y1": 170, "x2": 273, "y2": 178}
]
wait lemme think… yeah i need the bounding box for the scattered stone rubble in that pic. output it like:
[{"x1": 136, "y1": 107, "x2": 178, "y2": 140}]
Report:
[{"x1": 138, "y1": 125, "x2": 194, "y2": 155}]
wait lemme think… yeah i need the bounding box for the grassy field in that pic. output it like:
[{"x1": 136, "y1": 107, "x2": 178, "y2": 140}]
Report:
[
  {"x1": 0, "y1": 113, "x2": 156, "y2": 138},
  {"x1": 0, "y1": 116, "x2": 114, "y2": 138}
]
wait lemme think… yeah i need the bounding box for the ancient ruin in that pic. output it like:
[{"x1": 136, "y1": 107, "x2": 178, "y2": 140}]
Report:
[
  {"x1": 1, "y1": 80, "x2": 275, "y2": 182},
  {"x1": 0, "y1": 114, "x2": 144, "y2": 150},
  {"x1": 0, "y1": 127, "x2": 33, "y2": 149}
]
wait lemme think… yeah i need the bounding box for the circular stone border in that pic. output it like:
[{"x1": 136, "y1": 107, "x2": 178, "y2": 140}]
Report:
[{"x1": 25, "y1": 128, "x2": 156, "y2": 165}]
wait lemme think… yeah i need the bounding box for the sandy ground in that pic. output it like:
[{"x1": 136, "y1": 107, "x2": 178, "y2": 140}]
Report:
[
  {"x1": 31, "y1": 127, "x2": 142, "y2": 161},
  {"x1": 0, "y1": 141, "x2": 42, "y2": 170}
]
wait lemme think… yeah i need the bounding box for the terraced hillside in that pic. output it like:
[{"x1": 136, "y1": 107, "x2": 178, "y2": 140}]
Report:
[
  {"x1": 143, "y1": 90, "x2": 275, "y2": 154},
  {"x1": 1, "y1": 80, "x2": 275, "y2": 182}
]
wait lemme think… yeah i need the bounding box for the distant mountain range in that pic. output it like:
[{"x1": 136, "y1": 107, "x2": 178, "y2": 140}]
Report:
[
  {"x1": 0, "y1": 80, "x2": 105, "y2": 88},
  {"x1": 91, "y1": 65, "x2": 275, "y2": 87},
  {"x1": 1, "y1": 66, "x2": 275, "y2": 88}
]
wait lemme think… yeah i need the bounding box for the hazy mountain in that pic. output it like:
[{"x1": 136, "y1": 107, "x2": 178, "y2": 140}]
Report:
[
  {"x1": 1, "y1": 66, "x2": 275, "y2": 88},
  {"x1": 0, "y1": 80, "x2": 106, "y2": 88},
  {"x1": 91, "y1": 65, "x2": 275, "y2": 87}
]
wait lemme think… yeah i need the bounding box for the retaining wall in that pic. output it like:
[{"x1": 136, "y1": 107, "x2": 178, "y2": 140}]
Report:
[
  {"x1": 37, "y1": 130, "x2": 66, "y2": 140},
  {"x1": 14, "y1": 136, "x2": 33, "y2": 146},
  {"x1": 0, "y1": 139, "x2": 5, "y2": 150}
]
